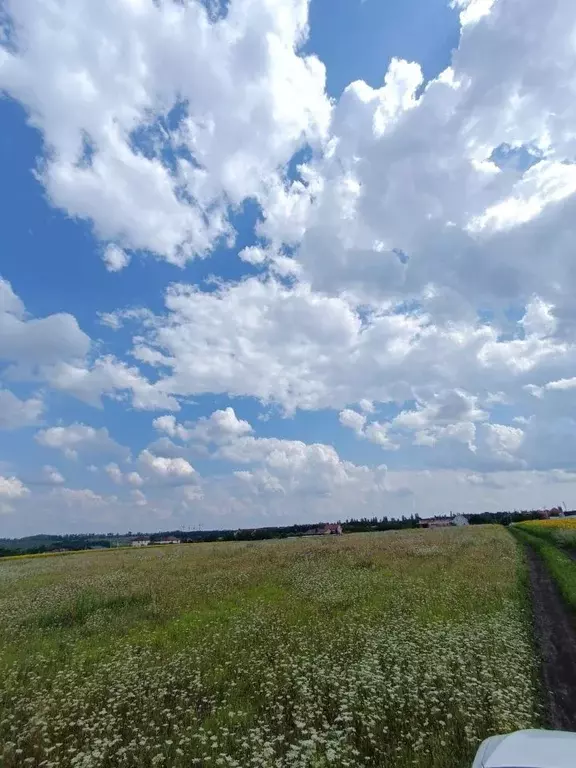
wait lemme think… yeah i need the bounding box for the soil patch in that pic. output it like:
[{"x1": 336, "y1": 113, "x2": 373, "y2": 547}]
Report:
[{"x1": 526, "y1": 546, "x2": 576, "y2": 729}]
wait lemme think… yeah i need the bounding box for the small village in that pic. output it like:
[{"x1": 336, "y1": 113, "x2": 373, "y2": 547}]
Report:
[{"x1": 128, "y1": 508, "x2": 569, "y2": 546}]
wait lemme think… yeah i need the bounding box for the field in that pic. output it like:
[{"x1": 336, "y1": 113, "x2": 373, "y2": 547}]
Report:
[
  {"x1": 0, "y1": 527, "x2": 540, "y2": 768},
  {"x1": 517, "y1": 517, "x2": 576, "y2": 551}
]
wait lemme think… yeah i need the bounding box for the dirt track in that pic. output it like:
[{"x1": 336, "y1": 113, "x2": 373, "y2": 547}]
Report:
[{"x1": 526, "y1": 546, "x2": 576, "y2": 729}]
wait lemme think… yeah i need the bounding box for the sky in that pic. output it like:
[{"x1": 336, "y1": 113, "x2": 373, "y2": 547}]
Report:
[{"x1": 2, "y1": 0, "x2": 576, "y2": 536}]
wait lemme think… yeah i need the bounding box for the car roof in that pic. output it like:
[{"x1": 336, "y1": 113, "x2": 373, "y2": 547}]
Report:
[{"x1": 483, "y1": 729, "x2": 576, "y2": 768}]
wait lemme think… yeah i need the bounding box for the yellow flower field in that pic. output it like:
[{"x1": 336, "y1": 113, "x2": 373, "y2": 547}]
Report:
[
  {"x1": 522, "y1": 517, "x2": 576, "y2": 529},
  {"x1": 517, "y1": 516, "x2": 576, "y2": 550}
]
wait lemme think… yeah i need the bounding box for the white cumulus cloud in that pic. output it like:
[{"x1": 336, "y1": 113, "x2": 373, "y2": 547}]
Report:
[
  {"x1": 36, "y1": 423, "x2": 128, "y2": 460},
  {"x1": 102, "y1": 244, "x2": 130, "y2": 272},
  {"x1": 0, "y1": 475, "x2": 29, "y2": 499},
  {"x1": 4, "y1": 0, "x2": 576, "y2": 531},
  {"x1": 0, "y1": 0, "x2": 330, "y2": 264},
  {"x1": 0, "y1": 388, "x2": 44, "y2": 429},
  {"x1": 42, "y1": 465, "x2": 65, "y2": 485},
  {"x1": 139, "y1": 450, "x2": 196, "y2": 481}
]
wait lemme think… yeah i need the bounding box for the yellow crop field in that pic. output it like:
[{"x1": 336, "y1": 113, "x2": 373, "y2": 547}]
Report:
[
  {"x1": 522, "y1": 518, "x2": 576, "y2": 530},
  {"x1": 517, "y1": 516, "x2": 576, "y2": 550}
]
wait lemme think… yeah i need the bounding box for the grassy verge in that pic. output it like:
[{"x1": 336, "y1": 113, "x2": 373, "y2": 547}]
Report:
[
  {"x1": 515, "y1": 521, "x2": 576, "y2": 551},
  {"x1": 511, "y1": 526, "x2": 576, "y2": 611}
]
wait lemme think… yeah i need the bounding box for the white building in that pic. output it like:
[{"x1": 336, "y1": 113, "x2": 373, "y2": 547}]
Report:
[{"x1": 131, "y1": 538, "x2": 150, "y2": 547}]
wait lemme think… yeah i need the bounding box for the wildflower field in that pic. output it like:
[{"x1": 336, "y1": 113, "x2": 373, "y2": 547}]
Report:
[{"x1": 0, "y1": 527, "x2": 540, "y2": 768}]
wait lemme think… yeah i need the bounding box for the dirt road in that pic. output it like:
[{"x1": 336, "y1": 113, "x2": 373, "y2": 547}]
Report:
[{"x1": 526, "y1": 546, "x2": 576, "y2": 729}]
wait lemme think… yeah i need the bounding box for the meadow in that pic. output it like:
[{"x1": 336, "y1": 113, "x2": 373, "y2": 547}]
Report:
[{"x1": 0, "y1": 527, "x2": 540, "y2": 768}]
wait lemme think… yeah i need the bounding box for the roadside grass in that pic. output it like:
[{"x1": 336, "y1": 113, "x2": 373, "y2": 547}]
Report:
[
  {"x1": 511, "y1": 525, "x2": 576, "y2": 611},
  {"x1": 0, "y1": 527, "x2": 540, "y2": 768},
  {"x1": 515, "y1": 518, "x2": 576, "y2": 551}
]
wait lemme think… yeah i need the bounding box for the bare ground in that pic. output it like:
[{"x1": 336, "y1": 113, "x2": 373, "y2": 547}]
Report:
[{"x1": 526, "y1": 546, "x2": 576, "y2": 729}]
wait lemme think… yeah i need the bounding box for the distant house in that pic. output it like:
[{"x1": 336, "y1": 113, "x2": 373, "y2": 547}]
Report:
[
  {"x1": 132, "y1": 537, "x2": 150, "y2": 547},
  {"x1": 419, "y1": 515, "x2": 468, "y2": 529},
  {"x1": 418, "y1": 518, "x2": 452, "y2": 529},
  {"x1": 543, "y1": 507, "x2": 563, "y2": 518},
  {"x1": 158, "y1": 536, "x2": 181, "y2": 544},
  {"x1": 304, "y1": 523, "x2": 343, "y2": 536}
]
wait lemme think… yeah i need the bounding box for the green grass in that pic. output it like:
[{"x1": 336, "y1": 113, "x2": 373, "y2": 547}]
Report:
[
  {"x1": 0, "y1": 527, "x2": 540, "y2": 768},
  {"x1": 514, "y1": 521, "x2": 576, "y2": 551},
  {"x1": 511, "y1": 525, "x2": 576, "y2": 611}
]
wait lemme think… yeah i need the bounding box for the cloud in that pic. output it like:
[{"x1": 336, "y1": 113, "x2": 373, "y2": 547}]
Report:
[
  {"x1": 6, "y1": 462, "x2": 576, "y2": 536},
  {"x1": 154, "y1": 407, "x2": 390, "y2": 500},
  {"x1": 105, "y1": 462, "x2": 144, "y2": 487},
  {"x1": 547, "y1": 378, "x2": 576, "y2": 392},
  {"x1": 130, "y1": 489, "x2": 147, "y2": 507},
  {"x1": 45, "y1": 356, "x2": 180, "y2": 411},
  {"x1": 0, "y1": 279, "x2": 175, "y2": 412},
  {"x1": 112, "y1": 275, "x2": 576, "y2": 419},
  {"x1": 339, "y1": 408, "x2": 366, "y2": 435},
  {"x1": 0, "y1": 475, "x2": 29, "y2": 499},
  {"x1": 0, "y1": 277, "x2": 90, "y2": 375},
  {"x1": 126, "y1": 472, "x2": 144, "y2": 488},
  {"x1": 0, "y1": 388, "x2": 44, "y2": 429},
  {"x1": 153, "y1": 408, "x2": 254, "y2": 449},
  {"x1": 342, "y1": 390, "x2": 488, "y2": 454},
  {"x1": 339, "y1": 408, "x2": 397, "y2": 450},
  {"x1": 42, "y1": 465, "x2": 65, "y2": 485},
  {"x1": 104, "y1": 463, "x2": 124, "y2": 485},
  {"x1": 152, "y1": 414, "x2": 191, "y2": 441},
  {"x1": 363, "y1": 422, "x2": 398, "y2": 451},
  {"x1": 35, "y1": 423, "x2": 128, "y2": 460},
  {"x1": 258, "y1": 0, "x2": 576, "y2": 323},
  {"x1": 102, "y1": 244, "x2": 130, "y2": 272},
  {"x1": 483, "y1": 423, "x2": 525, "y2": 463},
  {"x1": 190, "y1": 408, "x2": 253, "y2": 444},
  {"x1": 53, "y1": 487, "x2": 107, "y2": 507},
  {"x1": 452, "y1": 0, "x2": 496, "y2": 26},
  {"x1": 5, "y1": 0, "x2": 576, "y2": 533},
  {"x1": 139, "y1": 450, "x2": 196, "y2": 481},
  {"x1": 150, "y1": 407, "x2": 392, "y2": 499},
  {"x1": 0, "y1": 0, "x2": 330, "y2": 264}
]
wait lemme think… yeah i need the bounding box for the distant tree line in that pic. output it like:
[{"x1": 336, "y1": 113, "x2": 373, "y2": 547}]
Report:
[
  {"x1": 1, "y1": 509, "x2": 572, "y2": 557},
  {"x1": 0, "y1": 533, "x2": 121, "y2": 557},
  {"x1": 467, "y1": 509, "x2": 567, "y2": 526}
]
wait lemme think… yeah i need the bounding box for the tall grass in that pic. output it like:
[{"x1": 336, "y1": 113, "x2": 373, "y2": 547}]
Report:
[
  {"x1": 512, "y1": 524, "x2": 576, "y2": 611},
  {"x1": 517, "y1": 518, "x2": 576, "y2": 551},
  {"x1": 0, "y1": 527, "x2": 540, "y2": 768}
]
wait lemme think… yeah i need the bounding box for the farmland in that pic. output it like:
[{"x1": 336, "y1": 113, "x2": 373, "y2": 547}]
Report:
[
  {"x1": 0, "y1": 527, "x2": 540, "y2": 768},
  {"x1": 517, "y1": 517, "x2": 576, "y2": 551}
]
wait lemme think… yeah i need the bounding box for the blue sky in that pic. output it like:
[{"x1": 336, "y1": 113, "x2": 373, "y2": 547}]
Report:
[
  {"x1": 1, "y1": 0, "x2": 576, "y2": 535},
  {"x1": 307, "y1": 0, "x2": 460, "y2": 95}
]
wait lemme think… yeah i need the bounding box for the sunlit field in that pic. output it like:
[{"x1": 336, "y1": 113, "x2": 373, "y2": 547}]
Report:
[
  {"x1": 522, "y1": 518, "x2": 576, "y2": 529},
  {"x1": 519, "y1": 517, "x2": 576, "y2": 549},
  {"x1": 0, "y1": 527, "x2": 539, "y2": 768}
]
